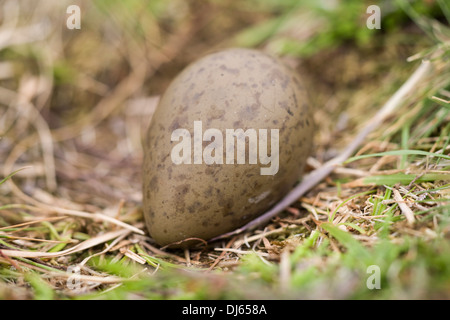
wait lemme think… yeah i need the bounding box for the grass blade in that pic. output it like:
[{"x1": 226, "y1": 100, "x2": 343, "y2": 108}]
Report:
[
  {"x1": 363, "y1": 173, "x2": 450, "y2": 186},
  {"x1": 346, "y1": 150, "x2": 450, "y2": 163},
  {"x1": 0, "y1": 166, "x2": 32, "y2": 186}
]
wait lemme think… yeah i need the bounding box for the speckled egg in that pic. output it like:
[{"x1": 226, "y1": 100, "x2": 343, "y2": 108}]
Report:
[{"x1": 143, "y1": 48, "x2": 313, "y2": 246}]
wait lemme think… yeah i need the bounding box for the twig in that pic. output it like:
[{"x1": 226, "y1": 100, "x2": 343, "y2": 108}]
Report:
[
  {"x1": 1, "y1": 193, "x2": 144, "y2": 235},
  {"x1": 279, "y1": 248, "x2": 291, "y2": 292},
  {"x1": 214, "y1": 248, "x2": 269, "y2": 257},
  {"x1": 0, "y1": 229, "x2": 131, "y2": 258},
  {"x1": 392, "y1": 188, "x2": 415, "y2": 225},
  {"x1": 207, "y1": 236, "x2": 236, "y2": 271},
  {"x1": 210, "y1": 59, "x2": 432, "y2": 241}
]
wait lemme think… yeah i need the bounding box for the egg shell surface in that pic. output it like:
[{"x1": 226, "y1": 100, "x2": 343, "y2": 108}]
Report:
[{"x1": 143, "y1": 48, "x2": 313, "y2": 246}]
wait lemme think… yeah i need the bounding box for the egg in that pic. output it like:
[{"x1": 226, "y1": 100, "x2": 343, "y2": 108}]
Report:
[{"x1": 143, "y1": 48, "x2": 313, "y2": 246}]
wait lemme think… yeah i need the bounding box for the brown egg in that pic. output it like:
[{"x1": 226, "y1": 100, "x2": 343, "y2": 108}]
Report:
[{"x1": 143, "y1": 48, "x2": 313, "y2": 246}]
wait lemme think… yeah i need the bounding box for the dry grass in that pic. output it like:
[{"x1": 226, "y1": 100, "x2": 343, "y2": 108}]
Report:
[{"x1": 0, "y1": 0, "x2": 449, "y2": 299}]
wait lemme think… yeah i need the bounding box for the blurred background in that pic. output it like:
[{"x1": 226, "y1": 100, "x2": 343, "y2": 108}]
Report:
[{"x1": 0, "y1": 0, "x2": 442, "y2": 206}]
